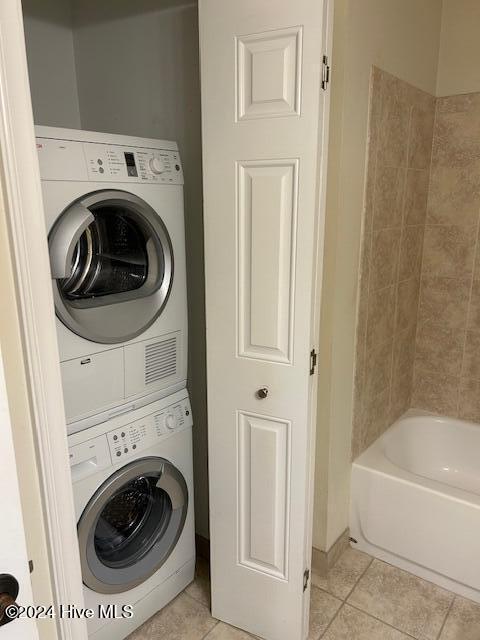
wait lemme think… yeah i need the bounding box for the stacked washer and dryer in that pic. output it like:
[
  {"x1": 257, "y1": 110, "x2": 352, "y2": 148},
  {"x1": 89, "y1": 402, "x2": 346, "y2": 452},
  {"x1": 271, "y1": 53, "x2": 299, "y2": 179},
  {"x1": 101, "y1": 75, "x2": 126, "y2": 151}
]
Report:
[{"x1": 36, "y1": 127, "x2": 195, "y2": 640}]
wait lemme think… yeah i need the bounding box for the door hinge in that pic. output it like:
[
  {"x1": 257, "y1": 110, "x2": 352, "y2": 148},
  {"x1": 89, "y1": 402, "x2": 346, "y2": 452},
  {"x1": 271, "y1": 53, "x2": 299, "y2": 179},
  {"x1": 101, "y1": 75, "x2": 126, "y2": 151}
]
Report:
[
  {"x1": 303, "y1": 568, "x2": 310, "y2": 592},
  {"x1": 310, "y1": 349, "x2": 317, "y2": 375},
  {"x1": 321, "y1": 54, "x2": 330, "y2": 90}
]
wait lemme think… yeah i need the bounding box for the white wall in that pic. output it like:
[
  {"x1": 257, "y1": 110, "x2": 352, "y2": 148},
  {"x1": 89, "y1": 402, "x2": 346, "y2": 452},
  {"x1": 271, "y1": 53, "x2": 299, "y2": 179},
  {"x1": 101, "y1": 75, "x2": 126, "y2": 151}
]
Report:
[
  {"x1": 22, "y1": 0, "x2": 80, "y2": 128},
  {"x1": 71, "y1": 0, "x2": 209, "y2": 539},
  {"x1": 313, "y1": 0, "x2": 443, "y2": 551},
  {"x1": 437, "y1": 0, "x2": 480, "y2": 96}
]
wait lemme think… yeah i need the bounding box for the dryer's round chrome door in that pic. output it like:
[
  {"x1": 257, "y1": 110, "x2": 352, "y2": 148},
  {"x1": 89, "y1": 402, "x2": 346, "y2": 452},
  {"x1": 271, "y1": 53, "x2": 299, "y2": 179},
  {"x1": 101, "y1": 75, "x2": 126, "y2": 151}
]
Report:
[
  {"x1": 49, "y1": 190, "x2": 173, "y2": 343},
  {"x1": 78, "y1": 457, "x2": 188, "y2": 594}
]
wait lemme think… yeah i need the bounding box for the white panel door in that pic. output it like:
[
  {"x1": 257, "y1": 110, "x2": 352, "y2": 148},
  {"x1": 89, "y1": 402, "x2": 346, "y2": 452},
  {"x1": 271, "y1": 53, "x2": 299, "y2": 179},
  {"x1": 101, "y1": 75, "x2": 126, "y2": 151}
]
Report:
[
  {"x1": 0, "y1": 348, "x2": 38, "y2": 639},
  {"x1": 199, "y1": 1, "x2": 331, "y2": 638}
]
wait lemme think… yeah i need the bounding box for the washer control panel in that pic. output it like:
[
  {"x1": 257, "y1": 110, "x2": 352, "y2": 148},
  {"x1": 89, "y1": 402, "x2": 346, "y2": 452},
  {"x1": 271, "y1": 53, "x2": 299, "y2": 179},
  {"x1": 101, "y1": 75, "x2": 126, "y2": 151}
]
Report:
[{"x1": 106, "y1": 396, "x2": 192, "y2": 462}]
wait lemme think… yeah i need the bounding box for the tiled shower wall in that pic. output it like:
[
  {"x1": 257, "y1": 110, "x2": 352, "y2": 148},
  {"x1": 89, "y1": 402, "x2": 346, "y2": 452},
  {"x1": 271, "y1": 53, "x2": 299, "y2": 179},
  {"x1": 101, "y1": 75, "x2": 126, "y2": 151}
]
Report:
[
  {"x1": 352, "y1": 68, "x2": 435, "y2": 459},
  {"x1": 353, "y1": 70, "x2": 480, "y2": 458},
  {"x1": 412, "y1": 93, "x2": 480, "y2": 420}
]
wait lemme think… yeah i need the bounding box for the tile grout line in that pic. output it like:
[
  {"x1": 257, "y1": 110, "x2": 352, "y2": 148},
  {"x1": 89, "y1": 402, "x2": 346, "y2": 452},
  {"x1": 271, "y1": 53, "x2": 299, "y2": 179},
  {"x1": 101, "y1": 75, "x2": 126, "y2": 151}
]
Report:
[
  {"x1": 368, "y1": 556, "x2": 458, "y2": 597},
  {"x1": 411, "y1": 93, "x2": 437, "y2": 410},
  {"x1": 413, "y1": 363, "x2": 467, "y2": 379},
  {"x1": 435, "y1": 596, "x2": 455, "y2": 640},
  {"x1": 359, "y1": 154, "x2": 376, "y2": 453},
  {"x1": 457, "y1": 212, "x2": 480, "y2": 416},
  {"x1": 317, "y1": 554, "x2": 375, "y2": 638},
  {"x1": 391, "y1": 105, "x2": 414, "y2": 417},
  {"x1": 345, "y1": 556, "x2": 431, "y2": 639},
  {"x1": 200, "y1": 620, "x2": 220, "y2": 640},
  {"x1": 312, "y1": 552, "x2": 374, "y2": 603},
  {"x1": 394, "y1": 103, "x2": 416, "y2": 373},
  {"x1": 181, "y1": 588, "x2": 221, "y2": 635},
  {"x1": 355, "y1": 67, "x2": 382, "y2": 454},
  {"x1": 389, "y1": 152, "x2": 407, "y2": 422},
  {"x1": 182, "y1": 589, "x2": 212, "y2": 609},
  {"x1": 345, "y1": 602, "x2": 419, "y2": 640},
  {"x1": 317, "y1": 601, "x2": 344, "y2": 639},
  {"x1": 385, "y1": 181, "x2": 402, "y2": 428},
  {"x1": 314, "y1": 552, "x2": 460, "y2": 640},
  {"x1": 185, "y1": 585, "x2": 211, "y2": 608},
  {"x1": 192, "y1": 552, "x2": 461, "y2": 640},
  {"x1": 343, "y1": 555, "x2": 374, "y2": 602},
  {"x1": 184, "y1": 583, "x2": 256, "y2": 640}
]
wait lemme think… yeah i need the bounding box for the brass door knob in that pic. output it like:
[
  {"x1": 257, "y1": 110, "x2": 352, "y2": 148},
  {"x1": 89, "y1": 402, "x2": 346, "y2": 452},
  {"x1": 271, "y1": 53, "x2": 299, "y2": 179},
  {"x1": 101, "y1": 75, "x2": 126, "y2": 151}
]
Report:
[{"x1": 0, "y1": 574, "x2": 19, "y2": 627}]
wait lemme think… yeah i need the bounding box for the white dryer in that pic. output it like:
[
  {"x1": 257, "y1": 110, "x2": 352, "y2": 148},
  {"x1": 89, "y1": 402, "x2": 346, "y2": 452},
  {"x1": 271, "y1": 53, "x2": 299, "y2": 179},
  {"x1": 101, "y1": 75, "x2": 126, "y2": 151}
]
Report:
[
  {"x1": 36, "y1": 127, "x2": 188, "y2": 434},
  {"x1": 68, "y1": 389, "x2": 195, "y2": 640}
]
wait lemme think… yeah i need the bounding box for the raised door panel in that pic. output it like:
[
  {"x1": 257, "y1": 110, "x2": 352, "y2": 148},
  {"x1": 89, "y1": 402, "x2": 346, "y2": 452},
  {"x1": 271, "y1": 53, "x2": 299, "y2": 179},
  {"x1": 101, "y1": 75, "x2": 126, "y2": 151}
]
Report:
[
  {"x1": 237, "y1": 160, "x2": 298, "y2": 363},
  {"x1": 238, "y1": 411, "x2": 290, "y2": 579},
  {"x1": 236, "y1": 27, "x2": 303, "y2": 121}
]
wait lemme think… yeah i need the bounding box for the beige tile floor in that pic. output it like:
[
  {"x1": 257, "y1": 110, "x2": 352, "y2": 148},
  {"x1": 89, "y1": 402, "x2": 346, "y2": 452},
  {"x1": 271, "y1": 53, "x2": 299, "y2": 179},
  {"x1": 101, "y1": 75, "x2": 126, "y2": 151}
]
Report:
[{"x1": 128, "y1": 548, "x2": 480, "y2": 640}]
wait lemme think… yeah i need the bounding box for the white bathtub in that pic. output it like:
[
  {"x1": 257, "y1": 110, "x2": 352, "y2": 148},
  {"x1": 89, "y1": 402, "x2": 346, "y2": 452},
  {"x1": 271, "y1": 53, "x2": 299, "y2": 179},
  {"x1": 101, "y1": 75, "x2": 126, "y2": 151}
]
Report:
[{"x1": 350, "y1": 411, "x2": 480, "y2": 602}]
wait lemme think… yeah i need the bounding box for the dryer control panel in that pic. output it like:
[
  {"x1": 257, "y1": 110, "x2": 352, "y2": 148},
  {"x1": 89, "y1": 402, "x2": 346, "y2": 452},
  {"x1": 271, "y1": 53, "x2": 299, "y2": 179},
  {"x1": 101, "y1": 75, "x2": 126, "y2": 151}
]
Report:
[{"x1": 106, "y1": 396, "x2": 192, "y2": 462}]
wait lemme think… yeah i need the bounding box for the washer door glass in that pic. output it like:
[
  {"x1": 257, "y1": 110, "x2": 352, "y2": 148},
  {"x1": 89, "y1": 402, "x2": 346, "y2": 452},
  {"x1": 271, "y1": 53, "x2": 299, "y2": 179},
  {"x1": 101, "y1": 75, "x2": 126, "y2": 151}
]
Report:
[
  {"x1": 78, "y1": 457, "x2": 188, "y2": 594},
  {"x1": 49, "y1": 190, "x2": 174, "y2": 344},
  {"x1": 94, "y1": 475, "x2": 171, "y2": 568}
]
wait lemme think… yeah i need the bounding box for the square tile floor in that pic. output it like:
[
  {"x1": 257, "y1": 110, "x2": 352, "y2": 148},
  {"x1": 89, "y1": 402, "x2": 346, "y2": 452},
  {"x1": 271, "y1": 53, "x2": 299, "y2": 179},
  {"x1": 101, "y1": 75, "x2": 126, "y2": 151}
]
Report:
[{"x1": 128, "y1": 547, "x2": 480, "y2": 640}]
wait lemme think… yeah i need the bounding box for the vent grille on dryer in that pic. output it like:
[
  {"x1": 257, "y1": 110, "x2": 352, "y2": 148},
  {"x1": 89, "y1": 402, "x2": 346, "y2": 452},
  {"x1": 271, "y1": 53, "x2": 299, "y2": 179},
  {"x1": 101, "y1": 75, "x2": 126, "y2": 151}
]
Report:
[{"x1": 144, "y1": 337, "x2": 177, "y2": 385}]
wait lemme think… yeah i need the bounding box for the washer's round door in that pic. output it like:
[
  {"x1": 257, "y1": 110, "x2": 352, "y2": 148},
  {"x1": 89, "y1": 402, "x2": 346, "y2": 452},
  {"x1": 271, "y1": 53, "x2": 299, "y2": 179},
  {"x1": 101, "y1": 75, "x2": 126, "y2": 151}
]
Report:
[
  {"x1": 48, "y1": 190, "x2": 173, "y2": 344},
  {"x1": 78, "y1": 457, "x2": 188, "y2": 594}
]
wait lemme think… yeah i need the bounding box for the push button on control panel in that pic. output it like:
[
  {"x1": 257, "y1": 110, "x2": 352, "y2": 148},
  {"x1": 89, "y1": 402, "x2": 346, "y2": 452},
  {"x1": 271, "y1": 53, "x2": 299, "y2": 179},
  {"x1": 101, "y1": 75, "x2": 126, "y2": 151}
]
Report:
[{"x1": 107, "y1": 422, "x2": 148, "y2": 461}]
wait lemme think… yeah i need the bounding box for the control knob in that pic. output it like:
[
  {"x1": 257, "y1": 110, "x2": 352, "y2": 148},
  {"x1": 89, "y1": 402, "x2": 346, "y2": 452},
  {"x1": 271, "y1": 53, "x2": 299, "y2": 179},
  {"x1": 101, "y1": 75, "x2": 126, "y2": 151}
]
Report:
[
  {"x1": 165, "y1": 413, "x2": 177, "y2": 431},
  {"x1": 149, "y1": 157, "x2": 167, "y2": 175}
]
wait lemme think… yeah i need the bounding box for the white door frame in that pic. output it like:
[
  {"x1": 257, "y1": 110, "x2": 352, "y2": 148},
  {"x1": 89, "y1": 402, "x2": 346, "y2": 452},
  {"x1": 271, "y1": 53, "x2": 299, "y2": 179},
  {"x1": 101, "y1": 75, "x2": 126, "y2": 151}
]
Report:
[{"x1": 0, "y1": 2, "x2": 86, "y2": 639}]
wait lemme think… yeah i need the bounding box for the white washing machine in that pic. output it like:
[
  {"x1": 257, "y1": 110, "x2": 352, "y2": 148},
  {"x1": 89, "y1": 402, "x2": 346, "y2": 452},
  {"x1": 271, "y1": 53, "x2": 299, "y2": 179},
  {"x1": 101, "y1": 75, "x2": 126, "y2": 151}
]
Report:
[
  {"x1": 68, "y1": 389, "x2": 195, "y2": 640},
  {"x1": 36, "y1": 127, "x2": 188, "y2": 434}
]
